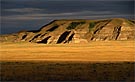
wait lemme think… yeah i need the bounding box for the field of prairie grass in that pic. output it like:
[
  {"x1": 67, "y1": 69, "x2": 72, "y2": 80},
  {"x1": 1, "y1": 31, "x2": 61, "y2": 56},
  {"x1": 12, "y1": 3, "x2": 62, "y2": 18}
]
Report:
[
  {"x1": 0, "y1": 41, "x2": 135, "y2": 81},
  {"x1": 0, "y1": 41, "x2": 134, "y2": 61}
]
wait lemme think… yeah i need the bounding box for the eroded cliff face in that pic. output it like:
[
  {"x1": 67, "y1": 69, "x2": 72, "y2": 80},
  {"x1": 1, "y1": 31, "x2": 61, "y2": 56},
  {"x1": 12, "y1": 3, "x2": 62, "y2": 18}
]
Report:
[{"x1": 0, "y1": 18, "x2": 135, "y2": 44}]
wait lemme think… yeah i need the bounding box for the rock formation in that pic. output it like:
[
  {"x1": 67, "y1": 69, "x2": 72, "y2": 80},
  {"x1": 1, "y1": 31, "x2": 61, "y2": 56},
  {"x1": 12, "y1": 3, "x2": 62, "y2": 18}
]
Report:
[{"x1": 0, "y1": 18, "x2": 135, "y2": 44}]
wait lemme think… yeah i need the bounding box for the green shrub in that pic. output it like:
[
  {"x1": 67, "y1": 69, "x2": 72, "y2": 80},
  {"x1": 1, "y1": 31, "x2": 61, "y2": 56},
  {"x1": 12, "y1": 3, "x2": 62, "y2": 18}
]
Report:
[
  {"x1": 66, "y1": 22, "x2": 85, "y2": 30},
  {"x1": 89, "y1": 22, "x2": 96, "y2": 31}
]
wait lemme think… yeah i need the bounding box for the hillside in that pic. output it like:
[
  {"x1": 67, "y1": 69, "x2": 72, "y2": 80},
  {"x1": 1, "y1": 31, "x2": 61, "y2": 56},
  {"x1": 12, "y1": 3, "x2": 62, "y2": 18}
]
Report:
[{"x1": 0, "y1": 18, "x2": 135, "y2": 44}]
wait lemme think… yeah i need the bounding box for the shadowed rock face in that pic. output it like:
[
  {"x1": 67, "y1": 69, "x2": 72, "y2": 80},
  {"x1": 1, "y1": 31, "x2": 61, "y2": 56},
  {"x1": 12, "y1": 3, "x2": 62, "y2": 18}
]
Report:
[{"x1": 0, "y1": 18, "x2": 135, "y2": 44}]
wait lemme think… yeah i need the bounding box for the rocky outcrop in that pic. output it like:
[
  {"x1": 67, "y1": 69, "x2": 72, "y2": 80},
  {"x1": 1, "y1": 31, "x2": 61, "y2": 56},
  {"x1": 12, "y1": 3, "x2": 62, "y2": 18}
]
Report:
[{"x1": 0, "y1": 18, "x2": 135, "y2": 43}]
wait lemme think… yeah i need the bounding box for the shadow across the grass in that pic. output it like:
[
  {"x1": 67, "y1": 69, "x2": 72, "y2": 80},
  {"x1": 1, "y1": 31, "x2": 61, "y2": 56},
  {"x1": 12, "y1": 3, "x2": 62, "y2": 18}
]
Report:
[{"x1": 0, "y1": 61, "x2": 134, "y2": 81}]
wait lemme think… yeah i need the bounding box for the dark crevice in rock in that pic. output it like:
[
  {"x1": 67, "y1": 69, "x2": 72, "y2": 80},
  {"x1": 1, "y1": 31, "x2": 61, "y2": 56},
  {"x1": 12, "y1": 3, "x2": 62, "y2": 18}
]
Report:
[
  {"x1": 21, "y1": 35, "x2": 27, "y2": 40},
  {"x1": 47, "y1": 26, "x2": 59, "y2": 31},
  {"x1": 68, "y1": 33, "x2": 75, "y2": 42},
  {"x1": 91, "y1": 37, "x2": 94, "y2": 40},
  {"x1": 90, "y1": 20, "x2": 112, "y2": 40},
  {"x1": 116, "y1": 26, "x2": 121, "y2": 40},
  {"x1": 113, "y1": 26, "x2": 121, "y2": 40},
  {"x1": 29, "y1": 34, "x2": 41, "y2": 42},
  {"x1": 40, "y1": 33, "x2": 47, "y2": 38},
  {"x1": 94, "y1": 26, "x2": 104, "y2": 34},
  {"x1": 93, "y1": 20, "x2": 111, "y2": 34},
  {"x1": 103, "y1": 37, "x2": 108, "y2": 40},
  {"x1": 57, "y1": 31, "x2": 71, "y2": 43},
  {"x1": 37, "y1": 36, "x2": 51, "y2": 44},
  {"x1": 64, "y1": 33, "x2": 75, "y2": 43}
]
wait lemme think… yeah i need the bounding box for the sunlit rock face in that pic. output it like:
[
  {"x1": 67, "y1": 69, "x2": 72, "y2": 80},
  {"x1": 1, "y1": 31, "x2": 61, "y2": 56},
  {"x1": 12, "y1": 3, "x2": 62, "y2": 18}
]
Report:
[{"x1": 0, "y1": 18, "x2": 135, "y2": 44}]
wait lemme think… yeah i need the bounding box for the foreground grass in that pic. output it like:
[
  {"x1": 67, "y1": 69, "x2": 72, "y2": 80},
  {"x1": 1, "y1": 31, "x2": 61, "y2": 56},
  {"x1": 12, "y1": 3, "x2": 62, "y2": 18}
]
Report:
[
  {"x1": 0, "y1": 41, "x2": 134, "y2": 81},
  {"x1": 0, "y1": 41, "x2": 134, "y2": 61},
  {"x1": 0, "y1": 61, "x2": 134, "y2": 81}
]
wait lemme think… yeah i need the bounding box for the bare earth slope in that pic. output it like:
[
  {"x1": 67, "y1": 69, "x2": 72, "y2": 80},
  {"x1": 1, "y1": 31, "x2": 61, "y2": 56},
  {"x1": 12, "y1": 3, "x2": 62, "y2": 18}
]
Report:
[{"x1": 0, "y1": 18, "x2": 135, "y2": 44}]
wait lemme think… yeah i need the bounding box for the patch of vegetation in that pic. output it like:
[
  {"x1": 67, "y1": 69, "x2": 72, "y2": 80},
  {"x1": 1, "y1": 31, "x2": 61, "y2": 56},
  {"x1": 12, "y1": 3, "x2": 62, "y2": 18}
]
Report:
[
  {"x1": 89, "y1": 22, "x2": 96, "y2": 31},
  {"x1": 66, "y1": 22, "x2": 85, "y2": 30}
]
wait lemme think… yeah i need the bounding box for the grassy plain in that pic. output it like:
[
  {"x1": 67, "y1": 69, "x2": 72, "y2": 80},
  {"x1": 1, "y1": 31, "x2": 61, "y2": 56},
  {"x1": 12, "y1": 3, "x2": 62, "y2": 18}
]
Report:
[
  {"x1": 0, "y1": 41, "x2": 135, "y2": 81},
  {"x1": 0, "y1": 41, "x2": 135, "y2": 61}
]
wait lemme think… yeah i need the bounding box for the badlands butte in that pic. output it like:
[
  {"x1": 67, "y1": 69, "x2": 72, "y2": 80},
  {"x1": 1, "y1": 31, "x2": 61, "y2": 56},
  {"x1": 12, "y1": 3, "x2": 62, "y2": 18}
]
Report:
[
  {"x1": 0, "y1": 18, "x2": 135, "y2": 81},
  {"x1": 0, "y1": 18, "x2": 135, "y2": 43}
]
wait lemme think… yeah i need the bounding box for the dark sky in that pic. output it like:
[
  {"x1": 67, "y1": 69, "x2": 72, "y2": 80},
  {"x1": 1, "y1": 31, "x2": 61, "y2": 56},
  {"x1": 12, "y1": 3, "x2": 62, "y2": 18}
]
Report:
[{"x1": 1, "y1": 0, "x2": 134, "y2": 34}]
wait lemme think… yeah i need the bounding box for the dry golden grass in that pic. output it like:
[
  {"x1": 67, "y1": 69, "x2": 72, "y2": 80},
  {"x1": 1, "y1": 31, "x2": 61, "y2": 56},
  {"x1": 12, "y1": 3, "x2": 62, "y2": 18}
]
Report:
[{"x1": 0, "y1": 41, "x2": 134, "y2": 62}]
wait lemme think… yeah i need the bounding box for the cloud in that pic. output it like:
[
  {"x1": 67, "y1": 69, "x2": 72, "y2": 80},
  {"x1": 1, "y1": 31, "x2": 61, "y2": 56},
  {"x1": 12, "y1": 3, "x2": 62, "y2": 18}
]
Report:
[
  {"x1": 28, "y1": 11, "x2": 112, "y2": 17},
  {"x1": 4, "y1": 8, "x2": 44, "y2": 13},
  {"x1": 2, "y1": 10, "x2": 114, "y2": 20}
]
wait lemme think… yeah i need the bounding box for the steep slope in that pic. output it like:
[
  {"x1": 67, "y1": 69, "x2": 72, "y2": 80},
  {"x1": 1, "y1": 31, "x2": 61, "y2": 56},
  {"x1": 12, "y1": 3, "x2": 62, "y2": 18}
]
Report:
[{"x1": 0, "y1": 18, "x2": 135, "y2": 44}]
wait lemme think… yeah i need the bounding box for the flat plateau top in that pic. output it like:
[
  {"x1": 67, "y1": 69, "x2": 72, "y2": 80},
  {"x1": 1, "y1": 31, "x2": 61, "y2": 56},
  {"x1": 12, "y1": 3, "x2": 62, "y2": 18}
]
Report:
[{"x1": 0, "y1": 41, "x2": 134, "y2": 62}]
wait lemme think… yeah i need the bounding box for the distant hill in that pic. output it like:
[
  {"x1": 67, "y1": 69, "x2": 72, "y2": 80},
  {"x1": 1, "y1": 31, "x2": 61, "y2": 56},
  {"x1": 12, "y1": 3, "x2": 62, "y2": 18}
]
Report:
[{"x1": 0, "y1": 18, "x2": 135, "y2": 44}]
